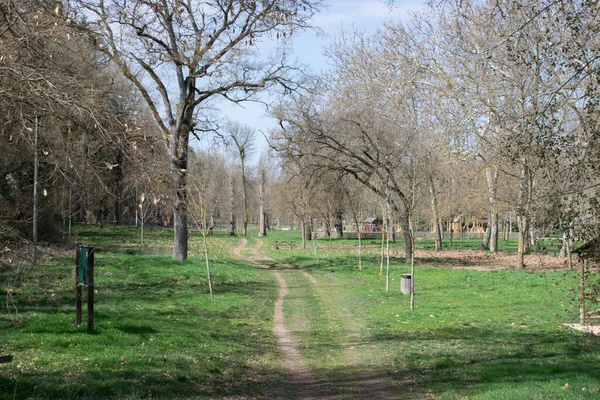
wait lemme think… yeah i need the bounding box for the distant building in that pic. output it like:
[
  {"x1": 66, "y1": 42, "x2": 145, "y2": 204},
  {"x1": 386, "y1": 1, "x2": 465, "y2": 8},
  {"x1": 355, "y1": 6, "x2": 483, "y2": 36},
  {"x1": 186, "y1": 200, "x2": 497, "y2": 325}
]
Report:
[{"x1": 363, "y1": 217, "x2": 383, "y2": 233}]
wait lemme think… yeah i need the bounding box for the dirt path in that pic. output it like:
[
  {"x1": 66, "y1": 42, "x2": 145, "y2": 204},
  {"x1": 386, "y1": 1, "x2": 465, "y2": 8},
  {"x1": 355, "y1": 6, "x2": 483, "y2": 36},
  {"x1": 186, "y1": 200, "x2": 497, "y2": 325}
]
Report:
[
  {"x1": 233, "y1": 238, "x2": 333, "y2": 399},
  {"x1": 234, "y1": 238, "x2": 399, "y2": 399}
]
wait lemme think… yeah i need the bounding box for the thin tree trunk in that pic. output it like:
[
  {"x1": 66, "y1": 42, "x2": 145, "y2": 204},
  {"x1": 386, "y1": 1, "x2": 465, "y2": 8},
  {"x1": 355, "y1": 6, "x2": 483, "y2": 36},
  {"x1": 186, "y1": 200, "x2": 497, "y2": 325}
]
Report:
[
  {"x1": 529, "y1": 216, "x2": 536, "y2": 247},
  {"x1": 228, "y1": 176, "x2": 236, "y2": 236},
  {"x1": 427, "y1": 177, "x2": 442, "y2": 251},
  {"x1": 481, "y1": 214, "x2": 491, "y2": 250},
  {"x1": 580, "y1": 260, "x2": 586, "y2": 325},
  {"x1": 356, "y1": 212, "x2": 363, "y2": 270},
  {"x1": 410, "y1": 212, "x2": 415, "y2": 311},
  {"x1": 560, "y1": 222, "x2": 574, "y2": 270},
  {"x1": 517, "y1": 164, "x2": 531, "y2": 268},
  {"x1": 401, "y1": 210, "x2": 412, "y2": 264},
  {"x1": 302, "y1": 219, "x2": 312, "y2": 250},
  {"x1": 241, "y1": 159, "x2": 248, "y2": 237},
  {"x1": 258, "y1": 168, "x2": 266, "y2": 237},
  {"x1": 517, "y1": 215, "x2": 528, "y2": 269},
  {"x1": 334, "y1": 210, "x2": 343, "y2": 238},
  {"x1": 485, "y1": 166, "x2": 499, "y2": 252},
  {"x1": 385, "y1": 231, "x2": 390, "y2": 293},
  {"x1": 203, "y1": 231, "x2": 214, "y2": 299},
  {"x1": 311, "y1": 220, "x2": 317, "y2": 255},
  {"x1": 380, "y1": 228, "x2": 385, "y2": 277}
]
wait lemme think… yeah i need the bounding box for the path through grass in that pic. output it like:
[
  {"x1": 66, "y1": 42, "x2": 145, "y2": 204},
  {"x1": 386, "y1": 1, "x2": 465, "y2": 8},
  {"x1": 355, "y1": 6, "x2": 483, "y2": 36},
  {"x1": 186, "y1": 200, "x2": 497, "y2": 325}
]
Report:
[{"x1": 2, "y1": 228, "x2": 599, "y2": 399}]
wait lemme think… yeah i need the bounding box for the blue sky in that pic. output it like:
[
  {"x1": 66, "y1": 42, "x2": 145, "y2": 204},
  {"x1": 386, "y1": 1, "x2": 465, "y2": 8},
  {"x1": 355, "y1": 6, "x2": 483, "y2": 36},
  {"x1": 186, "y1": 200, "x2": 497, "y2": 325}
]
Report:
[{"x1": 207, "y1": 0, "x2": 424, "y2": 161}]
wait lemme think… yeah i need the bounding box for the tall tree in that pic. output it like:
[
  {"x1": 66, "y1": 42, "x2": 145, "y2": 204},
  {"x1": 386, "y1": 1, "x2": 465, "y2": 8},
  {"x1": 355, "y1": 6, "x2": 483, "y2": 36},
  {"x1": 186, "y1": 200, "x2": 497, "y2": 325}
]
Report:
[
  {"x1": 223, "y1": 121, "x2": 255, "y2": 236},
  {"x1": 64, "y1": 0, "x2": 321, "y2": 260}
]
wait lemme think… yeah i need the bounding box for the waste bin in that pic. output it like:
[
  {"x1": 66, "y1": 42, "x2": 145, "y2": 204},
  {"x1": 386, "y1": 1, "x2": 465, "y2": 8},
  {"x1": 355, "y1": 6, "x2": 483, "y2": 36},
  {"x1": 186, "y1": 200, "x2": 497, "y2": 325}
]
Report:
[{"x1": 400, "y1": 274, "x2": 412, "y2": 295}]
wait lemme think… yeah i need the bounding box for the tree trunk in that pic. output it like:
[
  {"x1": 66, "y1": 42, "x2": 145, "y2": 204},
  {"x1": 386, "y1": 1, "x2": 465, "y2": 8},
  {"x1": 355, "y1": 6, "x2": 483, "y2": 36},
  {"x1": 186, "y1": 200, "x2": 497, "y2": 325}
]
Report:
[
  {"x1": 334, "y1": 209, "x2": 343, "y2": 238},
  {"x1": 580, "y1": 260, "x2": 586, "y2": 325},
  {"x1": 517, "y1": 215, "x2": 528, "y2": 268},
  {"x1": 302, "y1": 219, "x2": 312, "y2": 249},
  {"x1": 401, "y1": 209, "x2": 412, "y2": 264},
  {"x1": 517, "y1": 164, "x2": 531, "y2": 267},
  {"x1": 170, "y1": 98, "x2": 194, "y2": 261},
  {"x1": 385, "y1": 230, "x2": 390, "y2": 293},
  {"x1": 241, "y1": 159, "x2": 248, "y2": 237},
  {"x1": 490, "y1": 211, "x2": 499, "y2": 251},
  {"x1": 410, "y1": 212, "x2": 415, "y2": 311},
  {"x1": 172, "y1": 175, "x2": 188, "y2": 261},
  {"x1": 485, "y1": 166, "x2": 499, "y2": 252},
  {"x1": 357, "y1": 218, "x2": 362, "y2": 271},
  {"x1": 258, "y1": 168, "x2": 266, "y2": 237},
  {"x1": 427, "y1": 177, "x2": 442, "y2": 251},
  {"x1": 560, "y1": 222, "x2": 574, "y2": 270},
  {"x1": 228, "y1": 175, "x2": 236, "y2": 236},
  {"x1": 529, "y1": 216, "x2": 536, "y2": 247},
  {"x1": 481, "y1": 214, "x2": 491, "y2": 250}
]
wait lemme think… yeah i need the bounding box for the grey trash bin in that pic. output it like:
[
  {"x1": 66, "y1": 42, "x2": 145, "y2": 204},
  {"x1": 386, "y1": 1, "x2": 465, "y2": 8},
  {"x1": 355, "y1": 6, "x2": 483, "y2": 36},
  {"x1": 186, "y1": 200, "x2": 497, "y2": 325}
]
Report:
[{"x1": 400, "y1": 274, "x2": 412, "y2": 295}]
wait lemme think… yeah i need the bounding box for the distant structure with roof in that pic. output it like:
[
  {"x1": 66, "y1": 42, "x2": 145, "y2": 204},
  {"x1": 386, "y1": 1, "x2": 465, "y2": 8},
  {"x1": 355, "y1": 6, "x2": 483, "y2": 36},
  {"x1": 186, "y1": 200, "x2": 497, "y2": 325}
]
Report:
[{"x1": 362, "y1": 217, "x2": 383, "y2": 233}]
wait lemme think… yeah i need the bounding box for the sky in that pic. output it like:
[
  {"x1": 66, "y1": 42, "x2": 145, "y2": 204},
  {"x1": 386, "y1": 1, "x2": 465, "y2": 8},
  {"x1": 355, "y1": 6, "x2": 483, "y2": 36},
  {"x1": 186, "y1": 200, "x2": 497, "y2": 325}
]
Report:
[{"x1": 205, "y1": 0, "x2": 424, "y2": 161}]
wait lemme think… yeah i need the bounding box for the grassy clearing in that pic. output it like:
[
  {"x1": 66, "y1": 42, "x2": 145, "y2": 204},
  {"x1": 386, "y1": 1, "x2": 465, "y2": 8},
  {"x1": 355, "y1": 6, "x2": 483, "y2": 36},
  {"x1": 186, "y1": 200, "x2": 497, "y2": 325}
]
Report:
[
  {"x1": 1, "y1": 230, "x2": 283, "y2": 399},
  {"x1": 2, "y1": 227, "x2": 597, "y2": 399},
  {"x1": 262, "y1": 231, "x2": 600, "y2": 399}
]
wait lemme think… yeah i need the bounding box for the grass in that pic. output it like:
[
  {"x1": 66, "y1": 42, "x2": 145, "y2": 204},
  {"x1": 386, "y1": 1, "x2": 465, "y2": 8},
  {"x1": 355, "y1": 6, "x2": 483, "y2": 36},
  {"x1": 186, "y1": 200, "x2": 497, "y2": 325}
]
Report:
[
  {"x1": 2, "y1": 227, "x2": 598, "y2": 399},
  {"x1": 259, "y1": 231, "x2": 600, "y2": 399},
  {"x1": 1, "y1": 230, "x2": 284, "y2": 399}
]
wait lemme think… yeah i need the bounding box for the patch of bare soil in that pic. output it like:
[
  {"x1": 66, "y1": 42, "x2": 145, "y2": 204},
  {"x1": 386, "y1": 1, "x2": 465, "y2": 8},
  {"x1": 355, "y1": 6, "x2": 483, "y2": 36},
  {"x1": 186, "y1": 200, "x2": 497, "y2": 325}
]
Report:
[
  {"x1": 312, "y1": 242, "x2": 569, "y2": 271},
  {"x1": 413, "y1": 249, "x2": 569, "y2": 271}
]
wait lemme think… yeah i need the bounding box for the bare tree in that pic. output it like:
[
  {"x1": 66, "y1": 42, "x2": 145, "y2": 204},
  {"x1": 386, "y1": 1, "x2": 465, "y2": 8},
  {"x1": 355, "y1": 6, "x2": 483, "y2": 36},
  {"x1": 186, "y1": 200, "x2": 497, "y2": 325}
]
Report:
[
  {"x1": 64, "y1": 0, "x2": 321, "y2": 260},
  {"x1": 222, "y1": 121, "x2": 256, "y2": 236},
  {"x1": 257, "y1": 153, "x2": 270, "y2": 237}
]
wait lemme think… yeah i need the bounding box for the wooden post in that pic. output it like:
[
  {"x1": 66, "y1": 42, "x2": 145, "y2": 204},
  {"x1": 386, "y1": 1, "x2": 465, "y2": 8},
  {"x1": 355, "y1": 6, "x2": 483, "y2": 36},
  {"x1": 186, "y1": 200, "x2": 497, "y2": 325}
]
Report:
[
  {"x1": 87, "y1": 245, "x2": 95, "y2": 331},
  {"x1": 75, "y1": 245, "x2": 82, "y2": 326}
]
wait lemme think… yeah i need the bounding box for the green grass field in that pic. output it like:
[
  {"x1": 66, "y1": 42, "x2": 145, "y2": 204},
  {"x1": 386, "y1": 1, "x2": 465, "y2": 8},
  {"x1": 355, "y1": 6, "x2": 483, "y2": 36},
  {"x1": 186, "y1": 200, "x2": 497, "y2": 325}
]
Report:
[{"x1": 1, "y1": 226, "x2": 598, "y2": 399}]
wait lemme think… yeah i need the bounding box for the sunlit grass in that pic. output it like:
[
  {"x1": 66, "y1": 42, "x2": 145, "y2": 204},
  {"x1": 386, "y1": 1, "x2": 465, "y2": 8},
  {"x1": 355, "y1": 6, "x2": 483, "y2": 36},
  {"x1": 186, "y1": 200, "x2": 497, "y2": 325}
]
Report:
[
  {"x1": 1, "y1": 233, "x2": 283, "y2": 399},
  {"x1": 263, "y1": 231, "x2": 600, "y2": 399},
  {"x1": 2, "y1": 227, "x2": 597, "y2": 399}
]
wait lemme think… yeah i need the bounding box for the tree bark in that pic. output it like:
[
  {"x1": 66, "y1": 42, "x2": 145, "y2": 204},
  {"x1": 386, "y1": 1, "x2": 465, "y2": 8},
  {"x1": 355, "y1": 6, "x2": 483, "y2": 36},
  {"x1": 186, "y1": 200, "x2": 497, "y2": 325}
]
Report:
[
  {"x1": 258, "y1": 168, "x2": 266, "y2": 237},
  {"x1": 172, "y1": 172, "x2": 188, "y2": 261},
  {"x1": 333, "y1": 209, "x2": 343, "y2": 238},
  {"x1": 485, "y1": 166, "x2": 499, "y2": 252},
  {"x1": 481, "y1": 215, "x2": 491, "y2": 250},
  {"x1": 169, "y1": 80, "x2": 195, "y2": 261},
  {"x1": 517, "y1": 164, "x2": 531, "y2": 267},
  {"x1": 401, "y1": 209, "x2": 412, "y2": 264},
  {"x1": 228, "y1": 175, "x2": 236, "y2": 236},
  {"x1": 302, "y1": 218, "x2": 312, "y2": 249},
  {"x1": 241, "y1": 158, "x2": 249, "y2": 237},
  {"x1": 427, "y1": 177, "x2": 442, "y2": 251}
]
